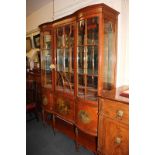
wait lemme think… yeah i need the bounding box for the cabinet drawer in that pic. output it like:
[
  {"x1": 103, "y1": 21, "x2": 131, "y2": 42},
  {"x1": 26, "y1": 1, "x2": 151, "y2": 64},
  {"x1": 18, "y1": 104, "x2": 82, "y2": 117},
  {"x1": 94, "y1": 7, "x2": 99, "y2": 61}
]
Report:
[
  {"x1": 103, "y1": 118, "x2": 129, "y2": 155},
  {"x1": 103, "y1": 99, "x2": 129, "y2": 124}
]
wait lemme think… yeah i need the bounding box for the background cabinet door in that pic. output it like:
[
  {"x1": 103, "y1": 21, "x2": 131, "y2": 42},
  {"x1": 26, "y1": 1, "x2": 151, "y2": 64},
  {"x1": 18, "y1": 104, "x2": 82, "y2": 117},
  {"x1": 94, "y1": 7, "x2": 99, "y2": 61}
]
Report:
[{"x1": 102, "y1": 118, "x2": 129, "y2": 155}]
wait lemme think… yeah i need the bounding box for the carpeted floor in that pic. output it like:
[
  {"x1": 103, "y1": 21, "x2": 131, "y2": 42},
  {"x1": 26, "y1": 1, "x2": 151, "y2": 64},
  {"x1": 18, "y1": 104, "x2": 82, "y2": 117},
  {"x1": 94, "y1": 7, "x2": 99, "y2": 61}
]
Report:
[{"x1": 26, "y1": 117, "x2": 94, "y2": 155}]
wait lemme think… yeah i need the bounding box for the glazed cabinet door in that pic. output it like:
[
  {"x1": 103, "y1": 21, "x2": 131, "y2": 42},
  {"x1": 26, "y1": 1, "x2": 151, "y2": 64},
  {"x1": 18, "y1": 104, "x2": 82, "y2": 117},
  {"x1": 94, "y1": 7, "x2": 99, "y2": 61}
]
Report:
[
  {"x1": 41, "y1": 31, "x2": 52, "y2": 88},
  {"x1": 103, "y1": 18, "x2": 117, "y2": 90},
  {"x1": 54, "y1": 93, "x2": 75, "y2": 123},
  {"x1": 40, "y1": 30, "x2": 53, "y2": 110},
  {"x1": 102, "y1": 118, "x2": 129, "y2": 155},
  {"x1": 55, "y1": 24, "x2": 75, "y2": 94},
  {"x1": 42, "y1": 88, "x2": 53, "y2": 110},
  {"x1": 77, "y1": 16, "x2": 99, "y2": 101}
]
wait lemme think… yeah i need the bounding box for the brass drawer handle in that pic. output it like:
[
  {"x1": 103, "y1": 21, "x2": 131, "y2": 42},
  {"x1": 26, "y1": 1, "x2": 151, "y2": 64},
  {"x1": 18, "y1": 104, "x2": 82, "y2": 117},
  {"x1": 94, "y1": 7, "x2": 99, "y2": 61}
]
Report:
[
  {"x1": 116, "y1": 110, "x2": 124, "y2": 118},
  {"x1": 115, "y1": 137, "x2": 121, "y2": 144}
]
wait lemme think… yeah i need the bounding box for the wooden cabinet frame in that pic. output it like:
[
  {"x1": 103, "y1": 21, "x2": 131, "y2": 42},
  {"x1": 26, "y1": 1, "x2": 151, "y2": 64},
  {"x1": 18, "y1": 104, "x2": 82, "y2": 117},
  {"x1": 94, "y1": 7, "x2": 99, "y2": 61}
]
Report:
[{"x1": 39, "y1": 3, "x2": 119, "y2": 154}]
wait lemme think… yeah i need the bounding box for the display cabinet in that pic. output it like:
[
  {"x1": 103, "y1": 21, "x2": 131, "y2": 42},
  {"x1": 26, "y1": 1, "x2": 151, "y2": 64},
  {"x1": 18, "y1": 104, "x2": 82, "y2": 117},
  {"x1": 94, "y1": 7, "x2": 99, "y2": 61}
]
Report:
[{"x1": 39, "y1": 3, "x2": 119, "y2": 154}]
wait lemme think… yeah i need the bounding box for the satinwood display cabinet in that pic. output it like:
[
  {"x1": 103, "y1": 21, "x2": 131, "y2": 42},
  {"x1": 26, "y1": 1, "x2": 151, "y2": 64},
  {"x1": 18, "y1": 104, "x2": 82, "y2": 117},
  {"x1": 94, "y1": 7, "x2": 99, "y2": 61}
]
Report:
[{"x1": 39, "y1": 3, "x2": 121, "y2": 154}]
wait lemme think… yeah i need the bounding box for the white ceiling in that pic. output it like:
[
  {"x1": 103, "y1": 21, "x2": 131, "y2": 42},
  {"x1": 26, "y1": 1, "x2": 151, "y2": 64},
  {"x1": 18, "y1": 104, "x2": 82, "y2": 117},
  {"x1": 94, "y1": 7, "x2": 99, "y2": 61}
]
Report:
[{"x1": 26, "y1": 0, "x2": 52, "y2": 16}]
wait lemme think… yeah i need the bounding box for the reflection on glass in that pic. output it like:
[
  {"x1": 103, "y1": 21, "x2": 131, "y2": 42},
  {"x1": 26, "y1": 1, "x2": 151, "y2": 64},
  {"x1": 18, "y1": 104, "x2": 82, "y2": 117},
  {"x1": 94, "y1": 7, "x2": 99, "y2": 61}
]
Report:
[
  {"x1": 44, "y1": 35, "x2": 51, "y2": 49},
  {"x1": 41, "y1": 48, "x2": 52, "y2": 86},
  {"x1": 57, "y1": 49, "x2": 64, "y2": 71},
  {"x1": 104, "y1": 20, "x2": 114, "y2": 90},
  {"x1": 87, "y1": 46, "x2": 98, "y2": 75},
  {"x1": 77, "y1": 17, "x2": 99, "y2": 101},
  {"x1": 70, "y1": 25, "x2": 74, "y2": 47},
  {"x1": 78, "y1": 20, "x2": 85, "y2": 45},
  {"x1": 78, "y1": 47, "x2": 84, "y2": 74},
  {"x1": 71, "y1": 48, "x2": 74, "y2": 71},
  {"x1": 78, "y1": 74, "x2": 85, "y2": 86},
  {"x1": 87, "y1": 17, "x2": 98, "y2": 44},
  {"x1": 65, "y1": 25, "x2": 70, "y2": 48},
  {"x1": 87, "y1": 46, "x2": 93, "y2": 75},
  {"x1": 87, "y1": 76, "x2": 98, "y2": 89},
  {"x1": 56, "y1": 24, "x2": 74, "y2": 93},
  {"x1": 94, "y1": 46, "x2": 98, "y2": 75},
  {"x1": 45, "y1": 54, "x2": 51, "y2": 72},
  {"x1": 57, "y1": 27, "x2": 63, "y2": 48},
  {"x1": 65, "y1": 49, "x2": 69, "y2": 72}
]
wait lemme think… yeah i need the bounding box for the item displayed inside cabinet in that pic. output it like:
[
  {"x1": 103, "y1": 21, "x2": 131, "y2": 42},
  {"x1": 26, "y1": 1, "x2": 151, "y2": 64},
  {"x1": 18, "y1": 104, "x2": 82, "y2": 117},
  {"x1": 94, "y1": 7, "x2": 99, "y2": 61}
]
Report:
[{"x1": 39, "y1": 3, "x2": 119, "y2": 154}]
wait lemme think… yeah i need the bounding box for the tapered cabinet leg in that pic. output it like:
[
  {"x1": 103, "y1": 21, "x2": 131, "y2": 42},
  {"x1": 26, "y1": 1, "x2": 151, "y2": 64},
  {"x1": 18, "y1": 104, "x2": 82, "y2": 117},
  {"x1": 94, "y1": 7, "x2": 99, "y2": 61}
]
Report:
[
  {"x1": 42, "y1": 109, "x2": 45, "y2": 126},
  {"x1": 75, "y1": 127, "x2": 79, "y2": 151},
  {"x1": 52, "y1": 114, "x2": 56, "y2": 135}
]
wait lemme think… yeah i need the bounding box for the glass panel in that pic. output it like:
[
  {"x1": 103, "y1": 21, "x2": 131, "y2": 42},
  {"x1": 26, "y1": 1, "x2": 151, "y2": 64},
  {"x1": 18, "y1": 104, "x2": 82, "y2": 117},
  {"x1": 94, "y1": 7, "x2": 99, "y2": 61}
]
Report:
[
  {"x1": 77, "y1": 17, "x2": 99, "y2": 101},
  {"x1": 45, "y1": 52, "x2": 51, "y2": 71},
  {"x1": 65, "y1": 48, "x2": 69, "y2": 72},
  {"x1": 56, "y1": 24, "x2": 74, "y2": 93},
  {"x1": 87, "y1": 46, "x2": 98, "y2": 75},
  {"x1": 78, "y1": 74, "x2": 85, "y2": 86},
  {"x1": 70, "y1": 25, "x2": 74, "y2": 47},
  {"x1": 57, "y1": 27, "x2": 63, "y2": 48},
  {"x1": 78, "y1": 20, "x2": 85, "y2": 45},
  {"x1": 41, "y1": 48, "x2": 52, "y2": 87},
  {"x1": 87, "y1": 17, "x2": 98, "y2": 45},
  {"x1": 87, "y1": 76, "x2": 98, "y2": 89},
  {"x1": 71, "y1": 73, "x2": 74, "y2": 83},
  {"x1": 78, "y1": 46, "x2": 84, "y2": 74},
  {"x1": 71, "y1": 47, "x2": 74, "y2": 72},
  {"x1": 104, "y1": 19, "x2": 115, "y2": 90},
  {"x1": 44, "y1": 34, "x2": 51, "y2": 49},
  {"x1": 94, "y1": 46, "x2": 98, "y2": 75},
  {"x1": 65, "y1": 25, "x2": 70, "y2": 48},
  {"x1": 57, "y1": 49, "x2": 64, "y2": 71},
  {"x1": 87, "y1": 46, "x2": 93, "y2": 75}
]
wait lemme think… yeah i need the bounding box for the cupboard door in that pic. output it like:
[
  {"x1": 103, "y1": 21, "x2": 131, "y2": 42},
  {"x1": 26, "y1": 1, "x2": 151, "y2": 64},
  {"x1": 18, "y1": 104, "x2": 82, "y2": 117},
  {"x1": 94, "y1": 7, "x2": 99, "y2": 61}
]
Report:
[
  {"x1": 76, "y1": 100, "x2": 98, "y2": 136},
  {"x1": 54, "y1": 94, "x2": 74, "y2": 123},
  {"x1": 103, "y1": 118, "x2": 129, "y2": 155}
]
